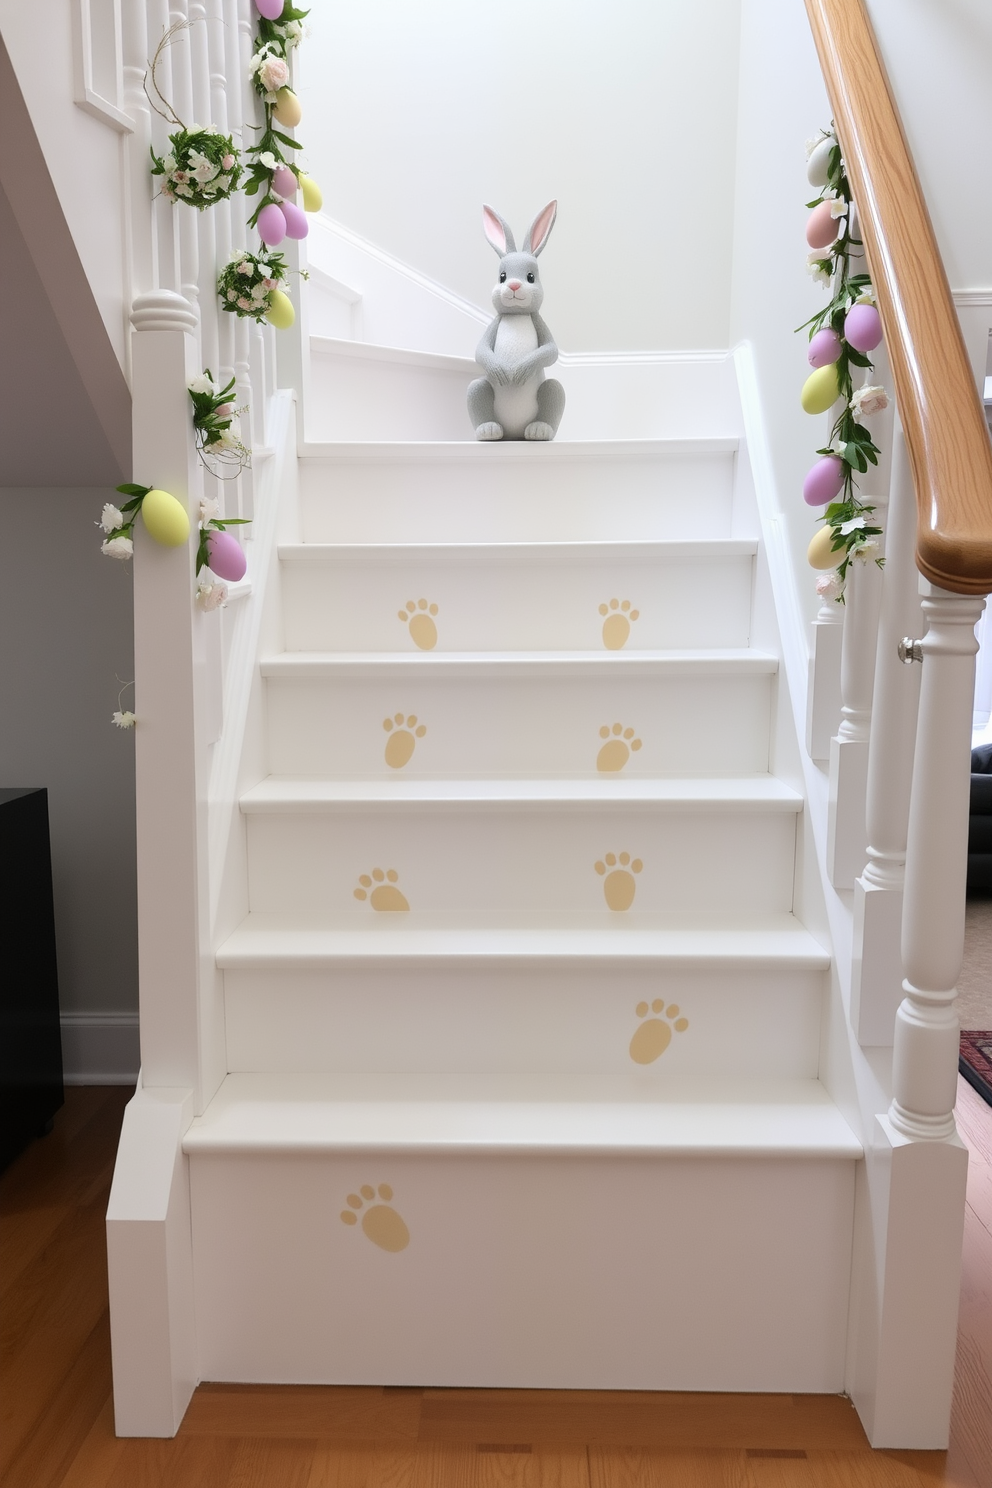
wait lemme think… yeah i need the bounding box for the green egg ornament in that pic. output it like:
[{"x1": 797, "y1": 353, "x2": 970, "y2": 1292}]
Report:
[
  {"x1": 808, "y1": 524, "x2": 840, "y2": 570},
  {"x1": 265, "y1": 288, "x2": 295, "y2": 329},
  {"x1": 801, "y1": 363, "x2": 841, "y2": 415},
  {"x1": 299, "y1": 173, "x2": 322, "y2": 213},
  {"x1": 141, "y1": 488, "x2": 190, "y2": 547}
]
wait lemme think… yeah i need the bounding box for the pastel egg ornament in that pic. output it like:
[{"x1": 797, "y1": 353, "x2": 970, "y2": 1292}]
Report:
[
  {"x1": 806, "y1": 199, "x2": 840, "y2": 251},
  {"x1": 257, "y1": 201, "x2": 287, "y2": 247},
  {"x1": 299, "y1": 173, "x2": 323, "y2": 213},
  {"x1": 265, "y1": 288, "x2": 295, "y2": 329},
  {"x1": 280, "y1": 201, "x2": 309, "y2": 240},
  {"x1": 844, "y1": 301, "x2": 884, "y2": 354},
  {"x1": 803, "y1": 455, "x2": 846, "y2": 508},
  {"x1": 271, "y1": 88, "x2": 302, "y2": 128},
  {"x1": 801, "y1": 362, "x2": 842, "y2": 415},
  {"x1": 806, "y1": 136, "x2": 835, "y2": 188},
  {"x1": 808, "y1": 524, "x2": 841, "y2": 570},
  {"x1": 271, "y1": 165, "x2": 297, "y2": 199},
  {"x1": 206, "y1": 528, "x2": 247, "y2": 582},
  {"x1": 141, "y1": 488, "x2": 190, "y2": 548},
  {"x1": 255, "y1": 0, "x2": 284, "y2": 16},
  {"x1": 807, "y1": 327, "x2": 842, "y2": 368}
]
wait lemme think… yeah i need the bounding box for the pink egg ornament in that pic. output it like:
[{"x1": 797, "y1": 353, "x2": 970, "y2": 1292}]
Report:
[
  {"x1": 806, "y1": 200, "x2": 839, "y2": 251},
  {"x1": 280, "y1": 201, "x2": 309, "y2": 240},
  {"x1": 808, "y1": 328, "x2": 842, "y2": 368},
  {"x1": 272, "y1": 165, "x2": 297, "y2": 199},
  {"x1": 254, "y1": 0, "x2": 284, "y2": 18},
  {"x1": 206, "y1": 529, "x2": 247, "y2": 583},
  {"x1": 257, "y1": 202, "x2": 287, "y2": 247},
  {"x1": 844, "y1": 302, "x2": 883, "y2": 354},
  {"x1": 803, "y1": 456, "x2": 846, "y2": 508}
]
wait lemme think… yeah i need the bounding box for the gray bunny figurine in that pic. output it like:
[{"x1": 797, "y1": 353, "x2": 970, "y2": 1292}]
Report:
[{"x1": 467, "y1": 201, "x2": 566, "y2": 441}]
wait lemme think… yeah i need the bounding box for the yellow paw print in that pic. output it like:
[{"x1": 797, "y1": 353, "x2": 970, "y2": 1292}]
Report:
[
  {"x1": 340, "y1": 1184, "x2": 410, "y2": 1252},
  {"x1": 594, "y1": 851, "x2": 642, "y2": 911},
  {"x1": 354, "y1": 868, "x2": 409, "y2": 911},
  {"x1": 383, "y1": 713, "x2": 426, "y2": 769},
  {"x1": 629, "y1": 999, "x2": 689, "y2": 1064},
  {"x1": 599, "y1": 598, "x2": 639, "y2": 650},
  {"x1": 596, "y1": 722, "x2": 642, "y2": 773},
  {"x1": 398, "y1": 599, "x2": 438, "y2": 651}
]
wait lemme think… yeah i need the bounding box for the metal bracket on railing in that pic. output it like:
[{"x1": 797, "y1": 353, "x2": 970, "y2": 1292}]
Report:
[{"x1": 897, "y1": 638, "x2": 924, "y2": 664}]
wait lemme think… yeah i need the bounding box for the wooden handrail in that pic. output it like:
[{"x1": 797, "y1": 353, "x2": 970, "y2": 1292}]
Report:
[{"x1": 805, "y1": 0, "x2": 992, "y2": 596}]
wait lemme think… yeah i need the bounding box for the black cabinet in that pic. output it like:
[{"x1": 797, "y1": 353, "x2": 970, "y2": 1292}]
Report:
[{"x1": 1, "y1": 788, "x2": 64, "y2": 1169}]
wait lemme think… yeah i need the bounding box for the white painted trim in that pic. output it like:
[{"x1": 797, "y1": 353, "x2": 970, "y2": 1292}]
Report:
[
  {"x1": 558, "y1": 349, "x2": 731, "y2": 366},
  {"x1": 952, "y1": 289, "x2": 992, "y2": 306},
  {"x1": 310, "y1": 336, "x2": 474, "y2": 372},
  {"x1": 307, "y1": 266, "x2": 363, "y2": 305},
  {"x1": 71, "y1": 0, "x2": 134, "y2": 133},
  {"x1": 311, "y1": 215, "x2": 491, "y2": 325},
  {"x1": 299, "y1": 437, "x2": 739, "y2": 464},
  {"x1": 61, "y1": 1012, "x2": 139, "y2": 1085}
]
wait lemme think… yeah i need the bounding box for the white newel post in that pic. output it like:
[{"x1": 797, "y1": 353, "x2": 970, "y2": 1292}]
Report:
[
  {"x1": 850, "y1": 427, "x2": 923, "y2": 1042},
  {"x1": 864, "y1": 583, "x2": 982, "y2": 1448},
  {"x1": 827, "y1": 533, "x2": 885, "y2": 886}
]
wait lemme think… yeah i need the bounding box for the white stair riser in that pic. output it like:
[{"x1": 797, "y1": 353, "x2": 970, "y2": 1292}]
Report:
[
  {"x1": 245, "y1": 811, "x2": 798, "y2": 918},
  {"x1": 223, "y1": 965, "x2": 825, "y2": 1077},
  {"x1": 265, "y1": 674, "x2": 773, "y2": 778},
  {"x1": 300, "y1": 452, "x2": 735, "y2": 544},
  {"x1": 281, "y1": 554, "x2": 754, "y2": 653},
  {"x1": 189, "y1": 1150, "x2": 854, "y2": 1390},
  {"x1": 309, "y1": 355, "x2": 474, "y2": 442}
]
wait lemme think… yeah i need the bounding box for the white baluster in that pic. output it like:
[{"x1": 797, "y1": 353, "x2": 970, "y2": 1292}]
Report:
[
  {"x1": 850, "y1": 424, "x2": 924, "y2": 1042},
  {"x1": 806, "y1": 596, "x2": 844, "y2": 762}
]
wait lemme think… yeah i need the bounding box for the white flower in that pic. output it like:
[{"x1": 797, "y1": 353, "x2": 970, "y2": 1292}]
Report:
[
  {"x1": 187, "y1": 149, "x2": 219, "y2": 183},
  {"x1": 99, "y1": 502, "x2": 124, "y2": 533},
  {"x1": 283, "y1": 20, "x2": 303, "y2": 44},
  {"x1": 236, "y1": 260, "x2": 252, "y2": 275},
  {"x1": 112, "y1": 710, "x2": 137, "y2": 729},
  {"x1": 196, "y1": 581, "x2": 228, "y2": 611},
  {"x1": 237, "y1": 296, "x2": 252, "y2": 310},
  {"x1": 175, "y1": 184, "x2": 193, "y2": 198},
  {"x1": 102, "y1": 535, "x2": 133, "y2": 560},
  {"x1": 215, "y1": 175, "x2": 231, "y2": 193},
  {"x1": 853, "y1": 537, "x2": 881, "y2": 562},
  {"x1": 828, "y1": 438, "x2": 847, "y2": 457},
  {"x1": 226, "y1": 289, "x2": 237, "y2": 301},
  {"x1": 251, "y1": 282, "x2": 268, "y2": 301},
  {"x1": 188, "y1": 373, "x2": 215, "y2": 395},
  {"x1": 850, "y1": 384, "x2": 889, "y2": 418},
  {"x1": 199, "y1": 497, "x2": 221, "y2": 523},
  {"x1": 854, "y1": 286, "x2": 876, "y2": 306},
  {"x1": 163, "y1": 155, "x2": 176, "y2": 173},
  {"x1": 172, "y1": 169, "x2": 189, "y2": 183},
  {"x1": 807, "y1": 254, "x2": 832, "y2": 287},
  {"x1": 258, "y1": 151, "x2": 280, "y2": 172},
  {"x1": 838, "y1": 516, "x2": 866, "y2": 536},
  {"x1": 816, "y1": 572, "x2": 844, "y2": 600},
  {"x1": 258, "y1": 57, "x2": 289, "y2": 93}
]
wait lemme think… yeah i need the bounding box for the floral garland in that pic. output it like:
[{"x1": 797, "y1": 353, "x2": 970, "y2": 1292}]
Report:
[
  {"x1": 799, "y1": 127, "x2": 888, "y2": 602},
  {"x1": 187, "y1": 369, "x2": 250, "y2": 473},
  {"x1": 217, "y1": 248, "x2": 291, "y2": 324},
  {"x1": 145, "y1": 23, "x2": 242, "y2": 210}
]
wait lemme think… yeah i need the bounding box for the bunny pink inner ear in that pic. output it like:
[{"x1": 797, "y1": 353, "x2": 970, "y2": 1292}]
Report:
[
  {"x1": 482, "y1": 205, "x2": 508, "y2": 255},
  {"x1": 527, "y1": 200, "x2": 558, "y2": 256}
]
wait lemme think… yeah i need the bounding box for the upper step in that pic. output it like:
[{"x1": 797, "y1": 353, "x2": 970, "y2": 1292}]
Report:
[{"x1": 297, "y1": 439, "x2": 739, "y2": 543}]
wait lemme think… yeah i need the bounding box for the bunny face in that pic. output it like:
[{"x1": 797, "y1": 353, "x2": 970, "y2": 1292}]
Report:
[{"x1": 492, "y1": 252, "x2": 543, "y2": 316}]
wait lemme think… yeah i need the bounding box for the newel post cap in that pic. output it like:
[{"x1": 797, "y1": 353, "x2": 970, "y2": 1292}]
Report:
[{"x1": 130, "y1": 291, "x2": 199, "y2": 334}]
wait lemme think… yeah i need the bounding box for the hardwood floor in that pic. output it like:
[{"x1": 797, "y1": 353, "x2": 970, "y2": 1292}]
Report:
[{"x1": 2, "y1": 1083, "x2": 990, "y2": 1488}]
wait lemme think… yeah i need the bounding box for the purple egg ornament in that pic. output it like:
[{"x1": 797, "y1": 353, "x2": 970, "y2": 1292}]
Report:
[
  {"x1": 206, "y1": 529, "x2": 247, "y2": 583},
  {"x1": 803, "y1": 455, "x2": 846, "y2": 508},
  {"x1": 257, "y1": 202, "x2": 287, "y2": 247},
  {"x1": 280, "y1": 201, "x2": 309, "y2": 240},
  {"x1": 272, "y1": 165, "x2": 297, "y2": 199},
  {"x1": 807, "y1": 328, "x2": 842, "y2": 369},
  {"x1": 844, "y1": 302, "x2": 883, "y2": 354},
  {"x1": 255, "y1": 0, "x2": 284, "y2": 19},
  {"x1": 806, "y1": 200, "x2": 839, "y2": 250}
]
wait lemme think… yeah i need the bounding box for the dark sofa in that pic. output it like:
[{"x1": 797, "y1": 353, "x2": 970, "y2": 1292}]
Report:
[{"x1": 969, "y1": 742, "x2": 992, "y2": 893}]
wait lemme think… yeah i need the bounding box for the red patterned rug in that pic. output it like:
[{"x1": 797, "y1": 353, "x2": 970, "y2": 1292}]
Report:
[{"x1": 960, "y1": 1031, "x2": 992, "y2": 1108}]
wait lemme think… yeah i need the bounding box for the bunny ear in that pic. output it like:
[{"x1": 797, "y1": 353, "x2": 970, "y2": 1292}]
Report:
[
  {"x1": 482, "y1": 205, "x2": 515, "y2": 256},
  {"x1": 524, "y1": 200, "x2": 558, "y2": 256}
]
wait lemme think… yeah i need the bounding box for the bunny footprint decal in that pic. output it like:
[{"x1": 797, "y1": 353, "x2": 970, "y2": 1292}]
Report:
[{"x1": 467, "y1": 202, "x2": 566, "y2": 442}]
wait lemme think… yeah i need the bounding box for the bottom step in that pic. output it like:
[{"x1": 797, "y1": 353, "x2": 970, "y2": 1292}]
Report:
[{"x1": 184, "y1": 1076, "x2": 861, "y2": 1392}]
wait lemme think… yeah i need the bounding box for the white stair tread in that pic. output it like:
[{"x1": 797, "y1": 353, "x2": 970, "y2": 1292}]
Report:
[
  {"x1": 182, "y1": 1072, "x2": 862, "y2": 1158},
  {"x1": 310, "y1": 336, "x2": 474, "y2": 372},
  {"x1": 217, "y1": 913, "x2": 830, "y2": 969},
  {"x1": 239, "y1": 775, "x2": 803, "y2": 813},
  {"x1": 278, "y1": 538, "x2": 758, "y2": 566},
  {"x1": 261, "y1": 648, "x2": 778, "y2": 679},
  {"x1": 300, "y1": 437, "x2": 739, "y2": 463}
]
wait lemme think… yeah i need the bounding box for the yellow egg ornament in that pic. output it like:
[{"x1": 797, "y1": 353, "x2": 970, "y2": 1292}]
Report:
[
  {"x1": 801, "y1": 363, "x2": 841, "y2": 415},
  {"x1": 272, "y1": 88, "x2": 302, "y2": 127},
  {"x1": 141, "y1": 488, "x2": 190, "y2": 548},
  {"x1": 299, "y1": 173, "x2": 323, "y2": 213},
  {"x1": 265, "y1": 289, "x2": 295, "y2": 329},
  {"x1": 808, "y1": 524, "x2": 840, "y2": 570}
]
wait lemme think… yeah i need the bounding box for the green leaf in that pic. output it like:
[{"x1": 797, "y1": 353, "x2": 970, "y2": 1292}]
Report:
[{"x1": 116, "y1": 483, "x2": 150, "y2": 497}]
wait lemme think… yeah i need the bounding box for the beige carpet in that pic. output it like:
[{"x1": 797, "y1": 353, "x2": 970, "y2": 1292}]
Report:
[{"x1": 957, "y1": 896, "x2": 992, "y2": 1030}]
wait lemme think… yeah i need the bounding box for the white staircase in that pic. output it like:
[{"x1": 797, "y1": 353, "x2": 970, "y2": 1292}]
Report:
[{"x1": 180, "y1": 356, "x2": 862, "y2": 1391}]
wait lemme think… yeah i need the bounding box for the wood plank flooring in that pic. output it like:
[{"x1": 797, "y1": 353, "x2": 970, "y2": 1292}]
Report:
[{"x1": 2, "y1": 1083, "x2": 990, "y2": 1488}]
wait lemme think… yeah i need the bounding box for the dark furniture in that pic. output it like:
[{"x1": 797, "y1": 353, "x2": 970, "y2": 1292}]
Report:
[
  {"x1": 968, "y1": 743, "x2": 992, "y2": 894},
  {"x1": 1, "y1": 788, "x2": 64, "y2": 1168}
]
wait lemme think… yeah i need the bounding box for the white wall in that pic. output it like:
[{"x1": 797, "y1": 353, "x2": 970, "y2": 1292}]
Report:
[{"x1": 297, "y1": 0, "x2": 742, "y2": 353}]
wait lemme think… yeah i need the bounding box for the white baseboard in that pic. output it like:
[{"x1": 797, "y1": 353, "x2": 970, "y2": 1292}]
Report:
[{"x1": 60, "y1": 1012, "x2": 139, "y2": 1085}]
